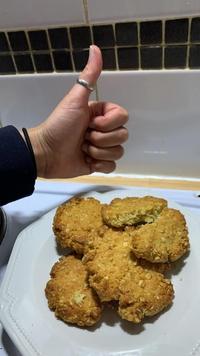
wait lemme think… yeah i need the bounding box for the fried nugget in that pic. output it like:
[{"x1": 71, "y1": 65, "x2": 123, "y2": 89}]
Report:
[
  {"x1": 102, "y1": 196, "x2": 167, "y2": 228},
  {"x1": 83, "y1": 226, "x2": 132, "y2": 302},
  {"x1": 83, "y1": 226, "x2": 171, "y2": 303},
  {"x1": 45, "y1": 255, "x2": 102, "y2": 327},
  {"x1": 130, "y1": 208, "x2": 189, "y2": 263},
  {"x1": 53, "y1": 197, "x2": 104, "y2": 254},
  {"x1": 118, "y1": 265, "x2": 174, "y2": 323}
]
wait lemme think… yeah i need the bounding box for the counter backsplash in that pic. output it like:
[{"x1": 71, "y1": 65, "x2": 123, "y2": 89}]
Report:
[
  {"x1": 1, "y1": 17, "x2": 200, "y2": 75},
  {"x1": 0, "y1": 0, "x2": 200, "y2": 180}
]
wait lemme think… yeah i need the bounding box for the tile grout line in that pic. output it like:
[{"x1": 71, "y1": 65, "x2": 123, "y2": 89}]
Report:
[
  {"x1": 113, "y1": 23, "x2": 119, "y2": 71},
  {"x1": 24, "y1": 31, "x2": 37, "y2": 72},
  {"x1": 67, "y1": 27, "x2": 76, "y2": 72},
  {"x1": 84, "y1": 0, "x2": 100, "y2": 102},
  {"x1": 45, "y1": 29, "x2": 56, "y2": 72},
  {"x1": 82, "y1": 0, "x2": 89, "y2": 25},
  {"x1": 162, "y1": 19, "x2": 165, "y2": 69},
  {"x1": 137, "y1": 21, "x2": 141, "y2": 69},
  {"x1": 2, "y1": 40, "x2": 200, "y2": 56},
  {"x1": 186, "y1": 17, "x2": 192, "y2": 68},
  {"x1": 95, "y1": 82, "x2": 100, "y2": 102},
  {"x1": 1, "y1": 16, "x2": 200, "y2": 75},
  {"x1": 4, "y1": 32, "x2": 18, "y2": 73}
]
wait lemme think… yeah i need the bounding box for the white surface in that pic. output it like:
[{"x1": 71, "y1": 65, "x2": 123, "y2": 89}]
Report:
[
  {"x1": 0, "y1": 0, "x2": 84, "y2": 30},
  {"x1": 0, "y1": 188, "x2": 200, "y2": 356},
  {"x1": 1, "y1": 71, "x2": 200, "y2": 179},
  {"x1": 0, "y1": 74, "x2": 96, "y2": 129},
  {"x1": 97, "y1": 70, "x2": 200, "y2": 179},
  {"x1": 88, "y1": 0, "x2": 200, "y2": 22}
]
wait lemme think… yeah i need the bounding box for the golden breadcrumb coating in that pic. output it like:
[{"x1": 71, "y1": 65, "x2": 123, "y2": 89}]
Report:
[
  {"x1": 53, "y1": 197, "x2": 104, "y2": 254},
  {"x1": 47, "y1": 194, "x2": 189, "y2": 327},
  {"x1": 83, "y1": 226, "x2": 131, "y2": 302},
  {"x1": 137, "y1": 256, "x2": 172, "y2": 274},
  {"x1": 125, "y1": 227, "x2": 172, "y2": 274},
  {"x1": 83, "y1": 226, "x2": 172, "y2": 305},
  {"x1": 118, "y1": 265, "x2": 174, "y2": 323},
  {"x1": 130, "y1": 208, "x2": 190, "y2": 263},
  {"x1": 102, "y1": 196, "x2": 168, "y2": 228},
  {"x1": 45, "y1": 255, "x2": 102, "y2": 327}
]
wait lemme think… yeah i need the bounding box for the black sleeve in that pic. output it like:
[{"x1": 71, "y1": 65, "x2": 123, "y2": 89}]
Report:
[{"x1": 0, "y1": 125, "x2": 37, "y2": 206}]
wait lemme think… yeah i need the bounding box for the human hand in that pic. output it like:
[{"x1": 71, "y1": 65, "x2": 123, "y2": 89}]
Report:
[{"x1": 28, "y1": 45, "x2": 128, "y2": 179}]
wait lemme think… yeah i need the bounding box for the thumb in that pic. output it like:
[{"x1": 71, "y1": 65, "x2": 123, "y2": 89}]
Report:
[{"x1": 65, "y1": 45, "x2": 102, "y2": 105}]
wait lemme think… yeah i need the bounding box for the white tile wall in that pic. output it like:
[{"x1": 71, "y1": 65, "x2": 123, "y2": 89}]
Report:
[
  {"x1": 1, "y1": 0, "x2": 200, "y2": 180},
  {"x1": 97, "y1": 71, "x2": 200, "y2": 179},
  {"x1": 88, "y1": 0, "x2": 200, "y2": 22},
  {"x1": 0, "y1": 0, "x2": 84, "y2": 30},
  {"x1": 0, "y1": 74, "x2": 96, "y2": 128}
]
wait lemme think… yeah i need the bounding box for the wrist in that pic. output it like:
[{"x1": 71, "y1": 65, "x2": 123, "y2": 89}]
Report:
[{"x1": 21, "y1": 127, "x2": 46, "y2": 177}]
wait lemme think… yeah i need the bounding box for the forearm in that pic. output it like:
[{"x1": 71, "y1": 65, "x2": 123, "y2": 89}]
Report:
[{"x1": 0, "y1": 126, "x2": 36, "y2": 206}]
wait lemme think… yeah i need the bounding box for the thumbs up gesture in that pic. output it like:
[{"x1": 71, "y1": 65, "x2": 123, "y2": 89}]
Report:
[{"x1": 27, "y1": 45, "x2": 129, "y2": 179}]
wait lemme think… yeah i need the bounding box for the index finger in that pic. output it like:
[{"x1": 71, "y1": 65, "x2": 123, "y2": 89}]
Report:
[{"x1": 89, "y1": 103, "x2": 128, "y2": 132}]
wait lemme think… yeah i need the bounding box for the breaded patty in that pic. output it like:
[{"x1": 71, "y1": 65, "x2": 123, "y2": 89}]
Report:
[
  {"x1": 83, "y1": 226, "x2": 132, "y2": 302},
  {"x1": 130, "y1": 208, "x2": 189, "y2": 263},
  {"x1": 53, "y1": 197, "x2": 104, "y2": 254},
  {"x1": 118, "y1": 265, "x2": 174, "y2": 323},
  {"x1": 125, "y1": 226, "x2": 172, "y2": 273},
  {"x1": 83, "y1": 226, "x2": 171, "y2": 303},
  {"x1": 102, "y1": 196, "x2": 167, "y2": 228},
  {"x1": 45, "y1": 255, "x2": 102, "y2": 327}
]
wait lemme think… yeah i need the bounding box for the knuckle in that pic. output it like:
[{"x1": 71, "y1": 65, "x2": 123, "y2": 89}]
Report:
[
  {"x1": 86, "y1": 144, "x2": 92, "y2": 156},
  {"x1": 115, "y1": 146, "x2": 124, "y2": 160},
  {"x1": 97, "y1": 120, "x2": 108, "y2": 132},
  {"x1": 107, "y1": 161, "x2": 116, "y2": 173},
  {"x1": 87, "y1": 131, "x2": 95, "y2": 144},
  {"x1": 87, "y1": 145, "x2": 99, "y2": 159},
  {"x1": 123, "y1": 109, "x2": 129, "y2": 123},
  {"x1": 118, "y1": 128, "x2": 129, "y2": 143},
  {"x1": 100, "y1": 161, "x2": 116, "y2": 173},
  {"x1": 113, "y1": 146, "x2": 124, "y2": 160},
  {"x1": 90, "y1": 131, "x2": 103, "y2": 145}
]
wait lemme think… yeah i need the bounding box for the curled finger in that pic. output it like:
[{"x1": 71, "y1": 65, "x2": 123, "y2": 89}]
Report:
[
  {"x1": 85, "y1": 127, "x2": 129, "y2": 148},
  {"x1": 86, "y1": 159, "x2": 116, "y2": 174},
  {"x1": 82, "y1": 143, "x2": 124, "y2": 161},
  {"x1": 89, "y1": 102, "x2": 128, "y2": 132}
]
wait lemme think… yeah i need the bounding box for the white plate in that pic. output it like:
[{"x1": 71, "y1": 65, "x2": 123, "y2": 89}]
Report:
[{"x1": 0, "y1": 188, "x2": 200, "y2": 356}]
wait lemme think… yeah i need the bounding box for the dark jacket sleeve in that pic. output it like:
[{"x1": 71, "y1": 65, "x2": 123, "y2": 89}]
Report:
[{"x1": 0, "y1": 125, "x2": 37, "y2": 206}]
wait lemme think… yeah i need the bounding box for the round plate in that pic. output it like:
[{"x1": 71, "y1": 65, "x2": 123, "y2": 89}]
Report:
[{"x1": 0, "y1": 188, "x2": 200, "y2": 356}]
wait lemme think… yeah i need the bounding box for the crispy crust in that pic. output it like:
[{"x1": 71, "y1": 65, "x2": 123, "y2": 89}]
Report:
[
  {"x1": 53, "y1": 197, "x2": 104, "y2": 254},
  {"x1": 83, "y1": 226, "x2": 172, "y2": 306},
  {"x1": 118, "y1": 265, "x2": 174, "y2": 323},
  {"x1": 47, "y1": 195, "x2": 189, "y2": 327},
  {"x1": 101, "y1": 196, "x2": 168, "y2": 228},
  {"x1": 130, "y1": 208, "x2": 190, "y2": 263},
  {"x1": 83, "y1": 226, "x2": 131, "y2": 302},
  {"x1": 45, "y1": 255, "x2": 102, "y2": 327}
]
